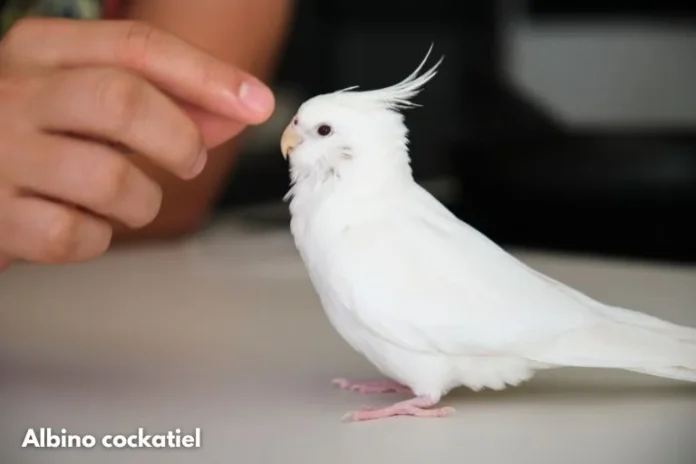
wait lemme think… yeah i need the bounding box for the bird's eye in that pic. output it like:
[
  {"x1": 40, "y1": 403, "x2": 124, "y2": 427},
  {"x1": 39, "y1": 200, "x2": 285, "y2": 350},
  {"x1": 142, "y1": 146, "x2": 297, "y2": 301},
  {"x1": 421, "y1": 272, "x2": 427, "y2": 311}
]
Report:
[
  {"x1": 293, "y1": 117, "x2": 298, "y2": 125},
  {"x1": 316, "y1": 124, "x2": 332, "y2": 137}
]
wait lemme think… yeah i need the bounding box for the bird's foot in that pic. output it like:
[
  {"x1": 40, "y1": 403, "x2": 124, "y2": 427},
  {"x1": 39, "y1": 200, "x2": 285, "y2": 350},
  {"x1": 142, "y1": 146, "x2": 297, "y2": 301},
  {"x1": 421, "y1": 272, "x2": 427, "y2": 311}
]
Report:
[
  {"x1": 342, "y1": 395, "x2": 455, "y2": 422},
  {"x1": 332, "y1": 378, "x2": 411, "y2": 394}
]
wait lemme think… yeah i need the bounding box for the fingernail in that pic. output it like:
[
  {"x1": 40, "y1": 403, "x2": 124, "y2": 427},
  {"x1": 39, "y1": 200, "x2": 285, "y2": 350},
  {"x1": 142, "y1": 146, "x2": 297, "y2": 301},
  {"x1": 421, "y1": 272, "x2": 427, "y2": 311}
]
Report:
[
  {"x1": 190, "y1": 149, "x2": 207, "y2": 177},
  {"x1": 238, "y1": 80, "x2": 274, "y2": 115}
]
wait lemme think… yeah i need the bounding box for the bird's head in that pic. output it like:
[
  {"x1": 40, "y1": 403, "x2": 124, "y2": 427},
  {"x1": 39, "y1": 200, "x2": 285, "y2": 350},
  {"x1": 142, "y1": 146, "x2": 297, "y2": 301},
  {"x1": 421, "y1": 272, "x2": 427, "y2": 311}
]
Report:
[{"x1": 280, "y1": 46, "x2": 443, "y2": 196}]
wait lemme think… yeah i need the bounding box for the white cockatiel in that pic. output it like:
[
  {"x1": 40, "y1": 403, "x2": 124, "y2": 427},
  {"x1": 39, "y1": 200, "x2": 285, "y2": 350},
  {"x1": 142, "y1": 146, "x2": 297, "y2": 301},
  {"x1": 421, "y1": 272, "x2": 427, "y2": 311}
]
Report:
[{"x1": 279, "y1": 47, "x2": 696, "y2": 422}]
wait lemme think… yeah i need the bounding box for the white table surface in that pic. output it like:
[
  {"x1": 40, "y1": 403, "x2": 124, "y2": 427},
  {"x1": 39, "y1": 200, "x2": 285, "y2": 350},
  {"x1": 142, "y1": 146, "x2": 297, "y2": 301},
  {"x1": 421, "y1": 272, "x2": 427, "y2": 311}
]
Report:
[{"x1": 1, "y1": 215, "x2": 695, "y2": 464}]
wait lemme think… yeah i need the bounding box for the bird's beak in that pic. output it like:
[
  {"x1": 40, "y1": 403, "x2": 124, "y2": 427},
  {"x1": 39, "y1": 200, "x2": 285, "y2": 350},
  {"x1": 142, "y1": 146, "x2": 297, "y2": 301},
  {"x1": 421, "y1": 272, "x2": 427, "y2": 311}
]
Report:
[{"x1": 281, "y1": 124, "x2": 303, "y2": 160}]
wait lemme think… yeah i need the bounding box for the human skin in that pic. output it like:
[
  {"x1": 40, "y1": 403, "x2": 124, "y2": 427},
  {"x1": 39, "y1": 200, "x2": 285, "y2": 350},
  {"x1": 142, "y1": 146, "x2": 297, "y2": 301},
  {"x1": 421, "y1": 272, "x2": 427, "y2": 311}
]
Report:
[
  {"x1": 0, "y1": 0, "x2": 293, "y2": 269},
  {"x1": 112, "y1": 0, "x2": 294, "y2": 241}
]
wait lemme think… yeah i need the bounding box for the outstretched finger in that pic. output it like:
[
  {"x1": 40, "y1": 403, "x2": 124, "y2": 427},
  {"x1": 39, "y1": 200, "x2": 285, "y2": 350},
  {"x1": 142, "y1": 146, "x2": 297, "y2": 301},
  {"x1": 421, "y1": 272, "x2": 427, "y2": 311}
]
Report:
[{"x1": 0, "y1": 18, "x2": 274, "y2": 126}]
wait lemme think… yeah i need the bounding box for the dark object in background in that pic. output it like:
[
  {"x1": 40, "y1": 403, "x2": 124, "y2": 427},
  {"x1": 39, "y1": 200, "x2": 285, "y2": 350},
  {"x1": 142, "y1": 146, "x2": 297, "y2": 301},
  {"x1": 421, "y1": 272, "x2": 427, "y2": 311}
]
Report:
[
  {"x1": 529, "y1": 0, "x2": 696, "y2": 19},
  {"x1": 451, "y1": 132, "x2": 696, "y2": 264},
  {"x1": 447, "y1": 0, "x2": 696, "y2": 264}
]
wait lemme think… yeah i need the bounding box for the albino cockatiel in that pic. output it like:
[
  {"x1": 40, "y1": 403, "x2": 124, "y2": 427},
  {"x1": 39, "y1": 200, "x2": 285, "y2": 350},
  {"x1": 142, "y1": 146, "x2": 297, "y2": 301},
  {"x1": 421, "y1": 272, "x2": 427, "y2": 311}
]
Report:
[{"x1": 279, "y1": 47, "x2": 696, "y2": 422}]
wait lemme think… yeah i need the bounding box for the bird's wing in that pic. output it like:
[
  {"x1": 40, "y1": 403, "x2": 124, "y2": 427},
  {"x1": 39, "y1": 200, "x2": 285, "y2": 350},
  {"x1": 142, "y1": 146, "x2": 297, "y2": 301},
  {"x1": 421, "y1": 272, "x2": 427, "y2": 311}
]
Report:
[{"x1": 328, "y1": 186, "x2": 600, "y2": 357}]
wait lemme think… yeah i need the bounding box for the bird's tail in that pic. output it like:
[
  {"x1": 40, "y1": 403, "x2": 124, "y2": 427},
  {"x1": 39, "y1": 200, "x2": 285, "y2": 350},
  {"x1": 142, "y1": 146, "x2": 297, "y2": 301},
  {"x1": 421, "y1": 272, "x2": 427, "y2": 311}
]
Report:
[
  {"x1": 627, "y1": 366, "x2": 696, "y2": 382},
  {"x1": 529, "y1": 321, "x2": 696, "y2": 383},
  {"x1": 595, "y1": 304, "x2": 696, "y2": 344},
  {"x1": 527, "y1": 268, "x2": 696, "y2": 381},
  {"x1": 531, "y1": 268, "x2": 696, "y2": 344}
]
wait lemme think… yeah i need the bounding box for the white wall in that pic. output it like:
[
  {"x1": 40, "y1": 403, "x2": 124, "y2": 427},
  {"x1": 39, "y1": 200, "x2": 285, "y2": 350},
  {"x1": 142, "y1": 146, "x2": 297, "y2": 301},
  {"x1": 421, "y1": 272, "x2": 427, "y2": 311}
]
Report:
[{"x1": 505, "y1": 20, "x2": 696, "y2": 127}]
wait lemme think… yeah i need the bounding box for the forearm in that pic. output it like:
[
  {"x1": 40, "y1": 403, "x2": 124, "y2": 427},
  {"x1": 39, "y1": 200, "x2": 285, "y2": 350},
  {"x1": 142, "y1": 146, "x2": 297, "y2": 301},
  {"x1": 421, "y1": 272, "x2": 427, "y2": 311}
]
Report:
[{"x1": 112, "y1": 0, "x2": 294, "y2": 241}]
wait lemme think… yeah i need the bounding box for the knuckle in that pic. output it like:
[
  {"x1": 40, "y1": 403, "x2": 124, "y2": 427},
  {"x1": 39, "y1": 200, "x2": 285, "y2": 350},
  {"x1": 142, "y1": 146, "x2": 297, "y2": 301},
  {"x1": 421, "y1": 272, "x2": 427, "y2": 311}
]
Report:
[
  {"x1": 118, "y1": 21, "x2": 158, "y2": 69},
  {"x1": 92, "y1": 156, "x2": 131, "y2": 206},
  {"x1": 90, "y1": 69, "x2": 143, "y2": 134},
  {"x1": 41, "y1": 208, "x2": 80, "y2": 263}
]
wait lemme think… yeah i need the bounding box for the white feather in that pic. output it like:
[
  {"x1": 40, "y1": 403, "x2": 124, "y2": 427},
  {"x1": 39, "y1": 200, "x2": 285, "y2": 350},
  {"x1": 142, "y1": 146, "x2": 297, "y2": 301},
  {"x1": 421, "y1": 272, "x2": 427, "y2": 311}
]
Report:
[
  {"x1": 284, "y1": 47, "x2": 696, "y2": 402},
  {"x1": 349, "y1": 43, "x2": 443, "y2": 110}
]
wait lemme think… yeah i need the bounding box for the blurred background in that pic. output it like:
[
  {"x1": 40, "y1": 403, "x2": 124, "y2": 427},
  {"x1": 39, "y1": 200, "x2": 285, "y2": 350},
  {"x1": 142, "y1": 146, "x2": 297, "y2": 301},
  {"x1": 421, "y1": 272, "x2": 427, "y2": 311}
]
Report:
[{"x1": 219, "y1": 0, "x2": 696, "y2": 264}]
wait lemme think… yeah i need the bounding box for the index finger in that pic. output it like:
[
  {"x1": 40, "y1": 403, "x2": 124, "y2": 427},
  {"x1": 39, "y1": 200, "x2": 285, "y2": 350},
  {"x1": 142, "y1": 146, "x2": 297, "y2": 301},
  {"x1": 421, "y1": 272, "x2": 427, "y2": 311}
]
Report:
[{"x1": 1, "y1": 18, "x2": 275, "y2": 125}]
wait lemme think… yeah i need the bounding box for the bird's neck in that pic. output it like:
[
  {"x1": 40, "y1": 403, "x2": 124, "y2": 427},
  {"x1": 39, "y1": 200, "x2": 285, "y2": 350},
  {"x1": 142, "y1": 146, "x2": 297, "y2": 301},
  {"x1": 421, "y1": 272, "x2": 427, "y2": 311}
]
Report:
[{"x1": 286, "y1": 144, "x2": 413, "y2": 218}]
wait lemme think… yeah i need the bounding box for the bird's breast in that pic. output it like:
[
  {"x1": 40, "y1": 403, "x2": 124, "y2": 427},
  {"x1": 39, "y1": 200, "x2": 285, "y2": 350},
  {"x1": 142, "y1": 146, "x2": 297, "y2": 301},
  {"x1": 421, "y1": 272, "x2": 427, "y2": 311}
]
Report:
[{"x1": 290, "y1": 200, "x2": 381, "y2": 354}]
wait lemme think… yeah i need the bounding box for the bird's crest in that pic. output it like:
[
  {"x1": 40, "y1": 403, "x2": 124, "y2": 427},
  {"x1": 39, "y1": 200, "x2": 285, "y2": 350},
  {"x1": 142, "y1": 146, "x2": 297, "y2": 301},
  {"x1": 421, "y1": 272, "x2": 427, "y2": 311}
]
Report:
[{"x1": 327, "y1": 44, "x2": 443, "y2": 112}]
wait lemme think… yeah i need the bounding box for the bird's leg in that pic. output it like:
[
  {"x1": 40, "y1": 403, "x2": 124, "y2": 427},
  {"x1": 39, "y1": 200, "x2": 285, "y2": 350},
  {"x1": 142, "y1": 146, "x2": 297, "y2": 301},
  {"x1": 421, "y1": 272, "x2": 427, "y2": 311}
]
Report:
[
  {"x1": 332, "y1": 377, "x2": 411, "y2": 394},
  {"x1": 342, "y1": 395, "x2": 455, "y2": 422}
]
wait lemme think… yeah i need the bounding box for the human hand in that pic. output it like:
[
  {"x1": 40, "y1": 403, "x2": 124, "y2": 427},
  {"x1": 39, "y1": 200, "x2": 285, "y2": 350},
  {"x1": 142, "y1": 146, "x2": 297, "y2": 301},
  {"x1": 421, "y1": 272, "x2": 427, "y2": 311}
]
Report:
[{"x1": 0, "y1": 18, "x2": 274, "y2": 267}]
